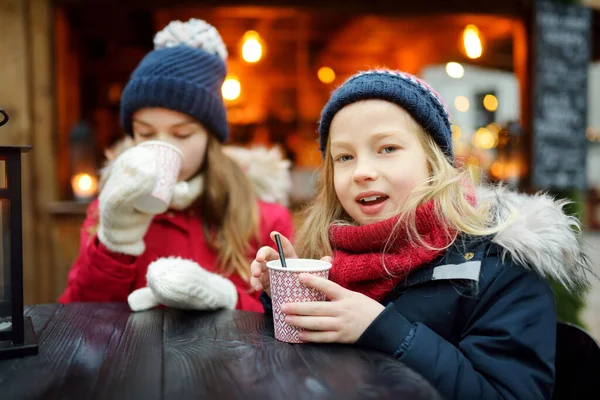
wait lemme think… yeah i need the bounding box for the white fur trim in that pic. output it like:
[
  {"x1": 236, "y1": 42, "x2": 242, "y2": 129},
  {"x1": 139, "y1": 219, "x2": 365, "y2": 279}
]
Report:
[
  {"x1": 146, "y1": 257, "x2": 238, "y2": 310},
  {"x1": 223, "y1": 146, "x2": 292, "y2": 206},
  {"x1": 478, "y1": 186, "x2": 594, "y2": 291},
  {"x1": 170, "y1": 174, "x2": 204, "y2": 210}
]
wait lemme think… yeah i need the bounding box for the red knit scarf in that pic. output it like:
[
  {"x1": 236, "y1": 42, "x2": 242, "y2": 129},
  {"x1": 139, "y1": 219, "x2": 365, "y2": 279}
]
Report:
[{"x1": 328, "y1": 201, "x2": 455, "y2": 301}]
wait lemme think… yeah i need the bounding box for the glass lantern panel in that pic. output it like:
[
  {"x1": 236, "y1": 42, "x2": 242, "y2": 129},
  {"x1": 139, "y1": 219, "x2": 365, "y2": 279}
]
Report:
[{"x1": 0, "y1": 198, "x2": 11, "y2": 333}]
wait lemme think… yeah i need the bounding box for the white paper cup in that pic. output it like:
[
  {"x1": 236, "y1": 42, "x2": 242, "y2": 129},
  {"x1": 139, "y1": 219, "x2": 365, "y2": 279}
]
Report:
[
  {"x1": 134, "y1": 140, "x2": 184, "y2": 215},
  {"x1": 266, "y1": 258, "x2": 332, "y2": 343}
]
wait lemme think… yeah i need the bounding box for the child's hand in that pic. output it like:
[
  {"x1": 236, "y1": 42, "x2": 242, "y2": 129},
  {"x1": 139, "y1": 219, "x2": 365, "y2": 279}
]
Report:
[
  {"x1": 281, "y1": 274, "x2": 385, "y2": 344},
  {"x1": 250, "y1": 232, "x2": 297, "y2": 297}
]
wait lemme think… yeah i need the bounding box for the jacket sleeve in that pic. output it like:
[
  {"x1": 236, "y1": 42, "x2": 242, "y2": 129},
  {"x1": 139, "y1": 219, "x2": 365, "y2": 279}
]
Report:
[
  {"x1": 258, "y1": 201, "x2": 295, "y2": 245},
  {"x1": 260, "y1": 291, "x2": 273, "y2": 314},
  {"x1": 58, "y1": 200, "x2": 141, "y2": 303},
  {"x1": 356, "y1": 262, "x2": 556, "y2": 400}
]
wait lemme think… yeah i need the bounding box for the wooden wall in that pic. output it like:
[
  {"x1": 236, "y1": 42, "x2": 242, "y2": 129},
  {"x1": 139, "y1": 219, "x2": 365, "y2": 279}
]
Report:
[{"x1": 0, "y1": 0, "x2": 58, "y2": 305}]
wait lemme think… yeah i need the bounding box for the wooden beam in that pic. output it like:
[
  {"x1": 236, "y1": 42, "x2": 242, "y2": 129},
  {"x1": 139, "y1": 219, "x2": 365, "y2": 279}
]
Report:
[
  {"x1": 56, "y1": 0, "x2": 531, "y2": 17},
  {"x1": 28, "y1": 0, "x2": 58, "y2": 303}
]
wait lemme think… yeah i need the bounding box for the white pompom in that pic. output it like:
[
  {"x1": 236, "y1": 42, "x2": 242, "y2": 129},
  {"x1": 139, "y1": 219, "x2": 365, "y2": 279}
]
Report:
[{"x1": 154, "y1": 18, "x2": 228, "y2": 61}]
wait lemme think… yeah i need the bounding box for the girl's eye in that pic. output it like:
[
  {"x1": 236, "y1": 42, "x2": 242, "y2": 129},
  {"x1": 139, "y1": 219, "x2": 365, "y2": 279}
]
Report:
[
  {"x1": 334, "y1": 154, "x2": 353, "y2": 163},
  {"x1": 174, "y1": 132, "x2": 193, "y2": 139},
  {"x1": 380, "y1": 145, "x2": 398, "y2": 154},
  {"x1": 137, "y1": 132, "x2": 154, "y2": 138}
]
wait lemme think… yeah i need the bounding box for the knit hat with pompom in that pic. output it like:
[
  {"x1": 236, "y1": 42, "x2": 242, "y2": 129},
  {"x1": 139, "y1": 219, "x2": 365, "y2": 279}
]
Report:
[
  {"x1": 318, "y1": 69, "x2": 454, "y2": 161},
  {"x1": 120, "y1": 19, "x2": 230, "y2": 142}
]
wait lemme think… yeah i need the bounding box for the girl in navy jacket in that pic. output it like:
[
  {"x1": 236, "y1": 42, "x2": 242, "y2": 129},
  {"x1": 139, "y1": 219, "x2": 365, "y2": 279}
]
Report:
[{"x1": 251, "y1": 69, "x2": 593, "y2": 399}]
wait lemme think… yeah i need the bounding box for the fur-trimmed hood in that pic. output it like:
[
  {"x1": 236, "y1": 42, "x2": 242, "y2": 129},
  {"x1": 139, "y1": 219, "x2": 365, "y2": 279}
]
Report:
[
  {"x1": 222, "y1": 146, "x2": 291, "y2": 206},
  {"x1": 478, "y1": 186, "x2": 595, "y2": 291},
  {"x1": 99, "y1": 137, "x2": 292, "y2": 206}
]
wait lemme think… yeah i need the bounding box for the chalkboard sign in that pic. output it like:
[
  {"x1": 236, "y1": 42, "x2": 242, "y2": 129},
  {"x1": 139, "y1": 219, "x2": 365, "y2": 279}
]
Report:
[{"x1": 532, "y1": 0, "x2": 591, "y2": 190}]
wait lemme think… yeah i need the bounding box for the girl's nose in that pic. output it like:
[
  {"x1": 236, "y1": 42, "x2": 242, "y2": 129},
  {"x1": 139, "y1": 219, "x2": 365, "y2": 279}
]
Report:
[
  {"x1": 155, "y1": 132, "x2": 173, "y2": 143},
  {"x1": 154, "y1": 132, "x2": 180, "y2": 148},
  {"x1": 352, "y1": 159, "x2": 378, "y2": 183}
]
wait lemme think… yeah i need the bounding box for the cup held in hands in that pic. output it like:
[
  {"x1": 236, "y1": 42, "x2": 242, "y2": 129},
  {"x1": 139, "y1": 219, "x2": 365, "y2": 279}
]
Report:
[
  {"x1": 133, "y1": 140, "x2": 184, "y2": 215},
  {"x1": 266, "y1": 258, "x2": 332, "y2": 343}
]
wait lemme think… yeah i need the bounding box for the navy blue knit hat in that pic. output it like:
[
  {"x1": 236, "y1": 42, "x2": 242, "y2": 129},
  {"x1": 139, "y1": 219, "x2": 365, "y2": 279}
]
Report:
[
  {"x1": 318, "y1": 69, "x2": 454, "y2": 161},
  {"x1": 120, "y1": 19, "x2": 229, "y2": 142}
]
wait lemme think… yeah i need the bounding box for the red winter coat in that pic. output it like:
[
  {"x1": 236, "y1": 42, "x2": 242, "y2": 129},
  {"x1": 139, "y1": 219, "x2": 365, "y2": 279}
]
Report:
[{"x1": 58, "y1": 200, "x2": 294, "y2": 312}]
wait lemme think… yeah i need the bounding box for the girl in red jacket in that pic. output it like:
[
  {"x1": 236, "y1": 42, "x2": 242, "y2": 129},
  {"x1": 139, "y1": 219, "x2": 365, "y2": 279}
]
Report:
[{"x1": 58, "y1": 19, "x2": 294, "y2": 313}]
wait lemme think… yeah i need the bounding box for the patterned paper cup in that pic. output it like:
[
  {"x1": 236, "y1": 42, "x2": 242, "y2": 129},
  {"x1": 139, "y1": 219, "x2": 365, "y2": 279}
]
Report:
[
  {"x1": 134, "y1": 140, "x2": 184, "y2": 215},
  {"x1": 266, "y1": 258, "x2": 332, "y2": 343}
]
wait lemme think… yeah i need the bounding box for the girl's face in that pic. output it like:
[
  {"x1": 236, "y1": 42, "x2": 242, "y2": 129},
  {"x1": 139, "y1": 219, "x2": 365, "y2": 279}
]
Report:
[
  {"x1": 132, "y1": 108, "x2": 209, "y2": 181},
  {"x1": 329, "y1": 100, "x2": 430, "y2": 225}
]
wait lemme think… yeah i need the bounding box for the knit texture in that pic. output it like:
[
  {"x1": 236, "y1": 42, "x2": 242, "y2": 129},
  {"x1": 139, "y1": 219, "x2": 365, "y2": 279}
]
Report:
[
  {"x1": 328, "y1": 200, "x2": 455, "y2": 301},
  {"x1": 127, "y1": 257, "x2": 238, "y2": 311},
  {"x1": 97, "y1": 146, "x2": 157, "y2": 256},
  {"x1": 120, "y1": 19, "x2": 229, "y2": 142},
  {"x1": 318, "y1": 69, "x2": 454, "y2": 161}
]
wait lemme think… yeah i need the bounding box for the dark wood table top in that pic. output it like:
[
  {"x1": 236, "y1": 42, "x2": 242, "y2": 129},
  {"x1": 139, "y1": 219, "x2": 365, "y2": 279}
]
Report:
[{"x1": 0, "y1": 303, "x2": 441, "y2": 400}]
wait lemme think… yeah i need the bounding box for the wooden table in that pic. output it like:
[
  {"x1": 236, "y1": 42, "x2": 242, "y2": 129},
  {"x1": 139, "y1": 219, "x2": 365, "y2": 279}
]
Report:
[{"x1": 0, "y1": 303, "x2": 441, "y2": 400}]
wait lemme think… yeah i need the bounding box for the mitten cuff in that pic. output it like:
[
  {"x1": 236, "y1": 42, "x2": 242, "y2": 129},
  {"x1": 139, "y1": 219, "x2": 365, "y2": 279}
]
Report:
[{"x1": 98, "y1": 228, "x2": 146, "y2": 256}]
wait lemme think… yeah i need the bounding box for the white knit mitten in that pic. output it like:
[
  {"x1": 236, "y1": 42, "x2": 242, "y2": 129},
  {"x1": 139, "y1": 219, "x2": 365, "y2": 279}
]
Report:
[
  {"x1": 98, "y1": 146, "x2": 157, "y2": 256},
  {"x1": 128, "y1": 257, "x2": 238, "y2": 312}
]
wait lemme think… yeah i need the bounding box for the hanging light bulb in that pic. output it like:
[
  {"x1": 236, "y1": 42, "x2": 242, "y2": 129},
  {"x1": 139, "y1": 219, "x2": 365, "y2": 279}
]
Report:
[
  {"x1": 222, "y1": 76, "x2": 241, "y2": 101},
  {"x1": 71, "y1": 173, "x2": 98, "y2": 201},
  {"x1": 241, "y1": 31, "x2": 263, "y2": 63},
  {"x1": 483, "y1": 94, "x2": 498, "y2": 112},
  {"x1": 317, "y1": 67, "x2": 336, "y2": 84},
  {"x1": 463, "y1": 25, "x2": 483, "y2": 59},
  {"x1": 454, "y1": 96, "x2": 470, "y2": 112},
  {"x1": 445, "y1": 62, "x2": 464, "y2": 79}
]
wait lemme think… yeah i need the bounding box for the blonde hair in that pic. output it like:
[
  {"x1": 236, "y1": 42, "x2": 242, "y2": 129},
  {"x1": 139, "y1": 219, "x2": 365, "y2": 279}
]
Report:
[
  {"x1": 195, "y1": 136, "x2": 259, "y2": 281},
  {"x1": 296, "y1": 123, "x2": 512, "y2": 259}
]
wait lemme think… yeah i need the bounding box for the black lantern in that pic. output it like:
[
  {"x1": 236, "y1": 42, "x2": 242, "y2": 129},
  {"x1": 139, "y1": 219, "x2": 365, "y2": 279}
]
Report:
[{"x1": 0, "y1": 108, "x2": 38, "y2": 360}]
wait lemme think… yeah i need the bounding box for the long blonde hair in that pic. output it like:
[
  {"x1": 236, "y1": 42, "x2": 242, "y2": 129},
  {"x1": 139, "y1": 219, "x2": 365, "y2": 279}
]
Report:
[
  {"x1": 296, "y1": 126, "x2": 512, "y2": 259},
  {"x1": 198, "y1": 136, "x2": 259, "y2": 281}
]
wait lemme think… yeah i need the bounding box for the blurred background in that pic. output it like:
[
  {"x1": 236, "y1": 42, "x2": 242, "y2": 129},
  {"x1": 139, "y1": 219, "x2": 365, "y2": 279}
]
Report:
[{"x1": 0, "y1": 0, "x2": 599, "y2": 337}]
